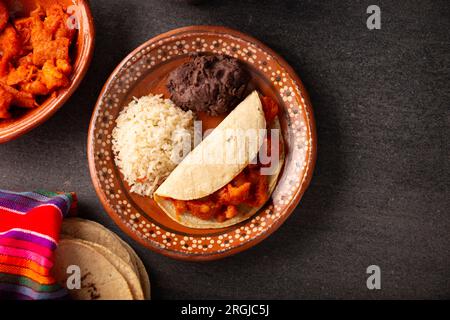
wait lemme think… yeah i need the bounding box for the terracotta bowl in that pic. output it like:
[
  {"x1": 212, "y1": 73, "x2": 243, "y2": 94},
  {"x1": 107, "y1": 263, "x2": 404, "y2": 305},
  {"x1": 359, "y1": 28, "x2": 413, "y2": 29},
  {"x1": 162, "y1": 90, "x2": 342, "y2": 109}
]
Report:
[
  {"x1": 0, "y1": 0, "x2": 95, "y2": 143},
  {"x1": 88, "y1": 26, "x2": 317, "y2": 261}
]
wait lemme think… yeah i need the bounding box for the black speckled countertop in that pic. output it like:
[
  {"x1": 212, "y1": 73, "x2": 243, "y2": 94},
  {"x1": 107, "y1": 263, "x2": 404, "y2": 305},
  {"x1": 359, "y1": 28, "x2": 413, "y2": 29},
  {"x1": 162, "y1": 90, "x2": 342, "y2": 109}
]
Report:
[{"x1": 1, "y1": 0, "x2": 448, "y2": 299}]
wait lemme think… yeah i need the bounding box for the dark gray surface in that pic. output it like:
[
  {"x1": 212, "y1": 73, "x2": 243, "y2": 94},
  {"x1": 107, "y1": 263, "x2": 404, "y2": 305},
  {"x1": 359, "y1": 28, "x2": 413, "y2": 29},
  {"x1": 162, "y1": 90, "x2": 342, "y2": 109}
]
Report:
[{"x1": 1, "y1": 0, "x2": 449, "y2": 299}]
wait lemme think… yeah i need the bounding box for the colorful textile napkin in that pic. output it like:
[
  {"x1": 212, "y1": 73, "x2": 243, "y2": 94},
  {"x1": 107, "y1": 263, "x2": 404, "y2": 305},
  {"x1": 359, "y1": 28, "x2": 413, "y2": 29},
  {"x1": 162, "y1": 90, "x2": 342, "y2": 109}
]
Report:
[{"x1": 0, "y1": 190, "x2": 76, "y2": 300}]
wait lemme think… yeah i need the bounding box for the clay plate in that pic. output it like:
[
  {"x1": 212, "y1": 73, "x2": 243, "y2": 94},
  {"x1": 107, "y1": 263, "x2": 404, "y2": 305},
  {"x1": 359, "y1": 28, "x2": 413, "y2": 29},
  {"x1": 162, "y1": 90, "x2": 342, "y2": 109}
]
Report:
[
  {"x1": 0, "y1": 0, "x2": 95, "y2": 143},
  {"x1": 88, "y1": 26, "x2": 316, "y2": 261}
]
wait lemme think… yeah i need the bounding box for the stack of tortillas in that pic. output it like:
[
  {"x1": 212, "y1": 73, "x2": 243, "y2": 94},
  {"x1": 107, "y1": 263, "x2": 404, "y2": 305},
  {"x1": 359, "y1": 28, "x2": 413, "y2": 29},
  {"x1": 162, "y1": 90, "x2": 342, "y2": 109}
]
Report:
[{"x1": 53, "y1": 218, "x2": 150, "y2": 300}]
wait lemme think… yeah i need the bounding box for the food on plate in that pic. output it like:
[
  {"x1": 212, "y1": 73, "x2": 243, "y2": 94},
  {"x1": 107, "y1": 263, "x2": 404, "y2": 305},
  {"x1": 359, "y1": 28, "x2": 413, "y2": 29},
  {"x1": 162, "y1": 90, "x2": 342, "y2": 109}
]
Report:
[
  {"x1": 0, "y1": 1, "x2": 8, "y2": 32},
  {"x1": 112, "y1": 94, "x2": 194, "y2": 196},
  {"x1": 53, "y1": 239, "x2": 134, "y2": 300},
  {"x1": 167, "y1": 53, "x2": 250, "y2": 116},
  {"x1": 59, "y1": 218, "x2": 150, "y2": 300},
  {"x1": 154, "y1": 91, "x2": 285, "y2": 228},
  {"x1": 0, "y1": 3, "x2": 76, "y2": 119},
  {"x1": 106, "y1": 41, "x2": 285, "y2": 230}
]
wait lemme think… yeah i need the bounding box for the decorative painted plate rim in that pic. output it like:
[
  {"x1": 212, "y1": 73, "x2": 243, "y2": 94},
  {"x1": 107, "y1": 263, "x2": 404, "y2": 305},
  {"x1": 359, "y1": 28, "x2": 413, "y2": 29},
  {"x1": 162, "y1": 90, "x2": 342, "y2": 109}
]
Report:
[{"x1": 88, "y1": 25, "x2": 317, "y2": 261}]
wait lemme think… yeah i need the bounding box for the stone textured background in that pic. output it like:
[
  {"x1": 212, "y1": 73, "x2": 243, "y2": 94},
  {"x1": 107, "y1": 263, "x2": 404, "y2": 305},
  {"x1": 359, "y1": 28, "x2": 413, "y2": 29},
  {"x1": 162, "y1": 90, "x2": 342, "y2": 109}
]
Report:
[{"x1": 1, "y1": 0, "x2": 449, "y2": 299}]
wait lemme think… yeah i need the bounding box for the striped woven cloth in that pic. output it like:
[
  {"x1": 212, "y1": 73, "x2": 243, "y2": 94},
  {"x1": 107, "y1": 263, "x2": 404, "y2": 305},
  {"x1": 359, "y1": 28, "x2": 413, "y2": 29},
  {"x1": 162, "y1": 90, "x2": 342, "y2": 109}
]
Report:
[{"x1": 0, "y1": 190, "x2": 77, "y2": 300}]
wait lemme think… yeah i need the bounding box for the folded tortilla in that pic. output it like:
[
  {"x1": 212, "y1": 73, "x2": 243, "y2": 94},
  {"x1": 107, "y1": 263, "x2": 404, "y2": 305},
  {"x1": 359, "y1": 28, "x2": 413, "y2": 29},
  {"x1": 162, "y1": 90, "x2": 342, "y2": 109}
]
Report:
[{"x1": 154, "y1": 91, "x2": 284, "y2": 228}]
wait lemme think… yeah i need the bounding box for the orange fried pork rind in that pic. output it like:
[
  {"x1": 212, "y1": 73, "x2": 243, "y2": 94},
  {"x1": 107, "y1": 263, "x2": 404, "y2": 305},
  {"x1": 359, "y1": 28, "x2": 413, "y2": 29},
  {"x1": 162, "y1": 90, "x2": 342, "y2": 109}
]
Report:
[
  {"x1": 0, "y1": 25, "x2": 22, "y2": 76},
  {"x1": 0, "y1": 4, "x2": 75, "y2": 119},
  {"x1": 41, "y1": 60, "x2": 70, "y2": 91},
  {"x1": 44, "y1": 4, "x2": 76, "y2": 40},
  {"x1": 30, "y1": 4, "x2": 74, "y2": 66},
  {"x1": 33, "y1": 37, "x2": 71, "y2": 66},
  {"x1": 0, "y1": 0, "x2": 9, "y2": 32},
  {"x1": 170, "y1": 166, "x2": 270, "y2": 222},
  {"x1": 0, "y1": 85, "x2": 14, "y2": 119}
]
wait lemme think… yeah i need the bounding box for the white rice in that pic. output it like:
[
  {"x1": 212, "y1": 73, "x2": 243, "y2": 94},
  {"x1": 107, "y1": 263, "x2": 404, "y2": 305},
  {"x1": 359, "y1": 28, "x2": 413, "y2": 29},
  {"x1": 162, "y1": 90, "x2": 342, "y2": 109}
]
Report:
[{"x1": 112, "y1": 95, "x2": 194, "y2": 196}]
